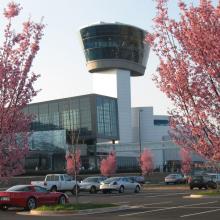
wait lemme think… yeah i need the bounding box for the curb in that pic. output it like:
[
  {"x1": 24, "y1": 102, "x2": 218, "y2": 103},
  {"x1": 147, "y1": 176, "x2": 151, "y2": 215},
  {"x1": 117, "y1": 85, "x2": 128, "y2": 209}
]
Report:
[
  {"x1": 183, "y1": 194, "x2": 220, "y2": 199},
  {"x1": 17, "y1": 205, "x2": 130, "y2": 216},
  {"x1": 190, "y1": 194, "x2": 204, "y2": 198},
  {"x1": 143, "y1": 185, "x2": 188, "y2": 190},
  {"x1": 30, "y1": 210, "x2": 77, "y2": 216}
]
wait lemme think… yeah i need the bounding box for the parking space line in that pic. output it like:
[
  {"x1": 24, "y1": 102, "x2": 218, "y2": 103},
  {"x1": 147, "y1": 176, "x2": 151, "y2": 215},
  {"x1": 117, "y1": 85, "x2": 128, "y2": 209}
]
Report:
[
  {"x1": 142, "y1": 201, "x2": 173, "y2": 206},
  {"x1": 119, "y1": 201, "x2": 218, "y2": 217},
  {"x1": 146, "y1": 192, "x2": 188, "y2": 198},
  {"x1": 180, "y1": 208, "x2": 220, "y2": 218},
  {"x1": 114, "y1": 201, "x2": 130, "y2": 205},
  {"x1": 106, "y1": 192, "x2": 187, "y2": 199}
]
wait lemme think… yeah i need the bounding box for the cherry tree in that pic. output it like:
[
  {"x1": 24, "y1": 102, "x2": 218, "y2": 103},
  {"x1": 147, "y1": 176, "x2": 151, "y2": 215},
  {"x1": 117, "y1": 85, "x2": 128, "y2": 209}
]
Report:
[
  {"x1": 100, "y1": 150, "x2": 117, "y2": 177},
  {"x1": 0, "y1": 2, "x2": 44, "y2": 181},
  {"x1": 146, "y1": 0, "x2": 220, "y2": 161},
  {"x1": 180, "y1": 148, "x2": 192, "y2": 175},
  {"x1": 65, "y1": 149, "x2": 81, "y2": 176},
  {"x1": 65, "y1": 148, "x2": 81, "y2": 203},
  {"x1": 140, "y1": 148, "x2": 154, "y2": 176}
]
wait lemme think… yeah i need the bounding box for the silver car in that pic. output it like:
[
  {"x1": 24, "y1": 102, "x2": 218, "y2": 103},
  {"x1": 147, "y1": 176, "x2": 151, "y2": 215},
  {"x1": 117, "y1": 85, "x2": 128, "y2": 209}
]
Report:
[
  {"x1": 100, "y1": 177, "x2": 141, "y2": 194},
  {"x1": 79, "y1": 176, "x2": 107, "y2": 193},
  {"x1": 165, "y1": 173, "x2": 185, "y2": 184}
]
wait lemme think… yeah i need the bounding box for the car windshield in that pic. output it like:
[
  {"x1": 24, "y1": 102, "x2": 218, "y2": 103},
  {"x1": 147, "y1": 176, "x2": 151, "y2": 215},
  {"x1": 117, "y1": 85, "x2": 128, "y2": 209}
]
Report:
[
  {"x1": 104, "y1": 177, "x2": 120, "y2": 184},
  {"x1": 82, "y1": 177, "x2": 98, "y2": 182},
  {"x1": 45, "y1": 175, "x2": 59, "y2": 181},
  {"x1": 6, "y1": 185, "x2": 31, "y2": 192},
  {"x1": 192, "y1": 176, "x2": 202, "y2": 180},
  {"x1": 167, "y1": 174, "x2": 177, "y2": 178}
]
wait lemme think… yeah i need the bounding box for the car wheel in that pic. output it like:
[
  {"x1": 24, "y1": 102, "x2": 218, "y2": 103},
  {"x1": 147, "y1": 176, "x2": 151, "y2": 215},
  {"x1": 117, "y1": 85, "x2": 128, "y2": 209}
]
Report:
[
  {"x1": 1, "y1": 205, "x2": 8, "y2": 211},
  {"x1": 212, "y1": 183, "x2": 217, "y2": 189},
  {"x1": 209, "y1": 182, "x2": 217, "y2": 189},
  {"x1": 51, "y1": 186, "x2": 57, "y2": 192},
  {"x1": 102, "y1": 189, "x2": 107, "y2": 194},
  {"x1": 26, "y1": 197, "x2": 37, "y2": 210},
  {"x1": 119, "y1": 186, "x2": 124, "y2": 193},
  {"x1": 58, "y1": 195, "x2": 66, "y2": 205},
  {"x1": 134, "y1": 185, "x2": 140, "y2": 193},
  {"x1": 90, "y1": 186, "x2": 97, "y2": 194}
]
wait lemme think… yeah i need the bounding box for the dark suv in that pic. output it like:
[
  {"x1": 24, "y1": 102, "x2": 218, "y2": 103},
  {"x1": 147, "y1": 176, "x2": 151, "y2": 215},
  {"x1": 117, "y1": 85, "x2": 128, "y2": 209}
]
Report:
[{"x1": 189, "y1": 175, "x2": 217, "y2": 190}]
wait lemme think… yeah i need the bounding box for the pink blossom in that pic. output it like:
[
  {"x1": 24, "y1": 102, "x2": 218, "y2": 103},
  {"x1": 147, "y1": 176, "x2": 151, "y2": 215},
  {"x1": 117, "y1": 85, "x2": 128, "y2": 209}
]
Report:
[
  {"x1": 149, "y1": 0, "x2": 220, "y2": 162},
  {"x1": 0, "y1": 2, "x2": 44, "y2": 182},
  {"x1": 140, "y1": 148, "x2": 154, "y2": 176},
  {"x1": 180, "y1": 148, "x2": 192, "y2": 175},
  {"x1": 4, "y1": 2, "x2": 21, "y2": 18},
  {"x1": 65, "y1": 149, "x2": 81, "y2": 175},
  {"x1": 31, "y1": 43, "x2": 40, "y2": 53},
  {"x1": 100, "y1": 150, "x2": 116, "y2": 177}
]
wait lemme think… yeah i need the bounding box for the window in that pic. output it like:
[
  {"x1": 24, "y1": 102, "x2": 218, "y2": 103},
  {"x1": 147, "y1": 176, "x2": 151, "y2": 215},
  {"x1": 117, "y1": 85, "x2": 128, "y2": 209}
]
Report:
[
  {"x1": 64, "y1": 174, "x2": 72, "y2": 181},
  {"x1": 154, "y1": 119, "x2": 169, "y2": 126},
  {"x1": 96, "y1": 96, "x2": 118, "y2": 138},
  {"x1": 6, "y1": 186, "x2": 31, "y2": 192},
  {"x1": 34, "y1": 186, "x2": 48, "y2": 193},
  {"x1": 46, "y1": 175, "x2": 59, "y2": 181},
  {"x1": 81, "y1": 25, "x2": 146, "y2": 65}
]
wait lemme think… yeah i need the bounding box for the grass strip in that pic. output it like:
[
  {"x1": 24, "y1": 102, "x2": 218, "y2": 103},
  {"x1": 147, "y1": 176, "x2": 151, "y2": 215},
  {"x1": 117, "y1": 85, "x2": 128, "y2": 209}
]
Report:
[
  {"x1": 194, "y1": 190, "x2": 220, "y2": 196},
  {"x1": 36, "y1": 203, "x2": 118, "y2": 211}
]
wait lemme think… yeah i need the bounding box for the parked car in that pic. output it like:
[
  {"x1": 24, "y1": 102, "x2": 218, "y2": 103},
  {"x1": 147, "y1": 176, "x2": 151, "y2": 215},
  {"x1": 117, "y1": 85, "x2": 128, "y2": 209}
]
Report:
[
  {"x1": 189, "y1": 175, "x2": 217, "y2": 190},
  {"x1": 0, "y1": 185, "x2": 68, "y2": 211},
  {"x1": 128, "y1": 176, "x2": 145, "y2": 185},
  {"x1": 79, "y1": 176, "x2": 107, "y2": 193},
  {"x1": 206, "y1": 173, "x2": 220, "y2": 184},
  {"x1": 31, "y1": 174, "x2": 79, "y2": 194},
  {"x1": 165, "y1": 173, "x2": 185, "y2": 184},
  {"x1": 100, "y1": 177, "x2": 141, "y2": 193}
]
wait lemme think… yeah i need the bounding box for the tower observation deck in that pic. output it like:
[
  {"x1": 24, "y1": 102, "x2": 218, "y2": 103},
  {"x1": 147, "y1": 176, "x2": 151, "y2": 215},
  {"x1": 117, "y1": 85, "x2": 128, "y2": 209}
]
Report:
[
  {"x1": 79, "y1": 22, "x2": 150, "y2": 143},
  {"x1": 80, "y1": 22, "x2": 150, "y2": 76}
]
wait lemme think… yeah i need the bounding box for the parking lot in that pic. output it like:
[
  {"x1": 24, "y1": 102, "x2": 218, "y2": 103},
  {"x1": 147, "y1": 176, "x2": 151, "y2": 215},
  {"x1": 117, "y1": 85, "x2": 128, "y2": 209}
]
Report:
[{"x1": 1, "y1": 187, "x2": 220, "y2": 220}]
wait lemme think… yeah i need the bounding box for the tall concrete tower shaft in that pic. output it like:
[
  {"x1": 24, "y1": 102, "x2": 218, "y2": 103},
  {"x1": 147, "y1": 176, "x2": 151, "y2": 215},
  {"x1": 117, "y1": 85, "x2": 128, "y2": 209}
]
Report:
[{"x1": 79, "y1": 22, "x2": 150, "y2": 143}]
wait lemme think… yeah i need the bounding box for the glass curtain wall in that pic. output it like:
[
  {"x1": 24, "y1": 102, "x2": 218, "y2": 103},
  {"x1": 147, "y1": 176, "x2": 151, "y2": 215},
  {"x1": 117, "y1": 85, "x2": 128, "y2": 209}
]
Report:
[{"x1": 96, "y1": 96, "x2": 118, "y2": 138}]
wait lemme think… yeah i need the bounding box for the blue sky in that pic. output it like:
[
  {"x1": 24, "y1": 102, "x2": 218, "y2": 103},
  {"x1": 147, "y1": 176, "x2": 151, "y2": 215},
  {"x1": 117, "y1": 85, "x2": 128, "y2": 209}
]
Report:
[{"x1": 1, "y1": 0, "x2": 215, "y2": 114}]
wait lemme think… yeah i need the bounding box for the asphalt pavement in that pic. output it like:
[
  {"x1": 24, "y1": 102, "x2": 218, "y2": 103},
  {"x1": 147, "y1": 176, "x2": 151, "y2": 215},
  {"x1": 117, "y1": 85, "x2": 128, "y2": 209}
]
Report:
[{"x1": 1, "y1": 187, "x2": 220, "y2": 220}]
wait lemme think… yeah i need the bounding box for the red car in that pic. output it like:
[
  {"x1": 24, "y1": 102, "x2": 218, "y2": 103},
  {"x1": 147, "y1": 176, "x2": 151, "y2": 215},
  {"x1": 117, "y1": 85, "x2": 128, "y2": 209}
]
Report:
[{"x1": 0, "y1": 185, "x2": 68, "y2": 211}]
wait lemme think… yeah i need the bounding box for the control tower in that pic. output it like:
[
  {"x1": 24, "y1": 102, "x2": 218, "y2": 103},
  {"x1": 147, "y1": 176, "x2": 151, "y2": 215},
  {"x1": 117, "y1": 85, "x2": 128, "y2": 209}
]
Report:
[{"x1": 79, "y1": 22, "x2": 150, "y2": 143}]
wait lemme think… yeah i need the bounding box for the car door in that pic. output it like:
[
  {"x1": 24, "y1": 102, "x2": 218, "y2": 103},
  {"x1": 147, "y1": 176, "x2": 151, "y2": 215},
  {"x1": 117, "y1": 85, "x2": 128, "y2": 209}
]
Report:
[
  {"x1": 122, "y1": 177, "x2": 132, "y2": 192},
  {"x1": 34, "y1": 186, "x2": 54, "y2": 205},
  {"x1": 217, "y1": 174, "x2": 220, "y2": 184},
  {"x1": 61, "y1": 175, "x2": 68, "y2": 190},
  {"x1": 177, "y1": 174, "x2": 183, "y2": 183},
  {"x1": 127, "y1": 177, "x2": 137, "y2": 191},
  {"x1": 10, "y1": 186, "x2": 33, "y2": 207},
  {"x1": 64, "y1": 174, "x2": 75, "y2": 190}
]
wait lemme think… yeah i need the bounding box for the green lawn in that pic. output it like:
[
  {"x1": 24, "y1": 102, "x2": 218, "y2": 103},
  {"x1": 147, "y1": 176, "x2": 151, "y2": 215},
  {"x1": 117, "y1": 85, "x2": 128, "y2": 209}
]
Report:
[
  {"x1": 35, "y1": 203, "x2": 118, "y2": 211},
  {"x1": 194, "y1": 190, "x2": 220, "y2": 196}
]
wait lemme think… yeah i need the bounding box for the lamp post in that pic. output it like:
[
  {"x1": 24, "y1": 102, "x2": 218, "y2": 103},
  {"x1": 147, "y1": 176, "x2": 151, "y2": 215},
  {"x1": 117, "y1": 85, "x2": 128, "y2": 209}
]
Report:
[{"x1": 138, "y1": 109, "x2": 143, "y2": 172}]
